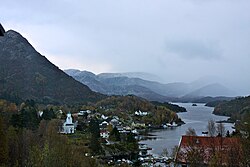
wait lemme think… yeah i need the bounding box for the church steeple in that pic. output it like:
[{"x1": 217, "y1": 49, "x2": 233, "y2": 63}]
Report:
[
  {"x1": 66, "y1": 112, "x2": 73, "y2": 124},
  {"x1": 61, "y1": 112, "x2": 75, "y2": 134}
]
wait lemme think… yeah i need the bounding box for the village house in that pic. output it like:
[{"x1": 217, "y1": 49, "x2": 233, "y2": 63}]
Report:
[
  {"x1": 131, "y1": 122, "x2": 146, "y2": 129},
  {"x1": 135, "y1": 110, "x2": 148, "y2": 116},
  {"x1": 110, "y1": 118, "x2": 120, "y2": 127},
  {"x1": 99, "y1": 121, "x2": 109, "y2": 130},
  {"x1": 115, "y1": 125, "x2": 124, "y2": 132},
  {"x1": 78, "y1": 110, "x2": 92, "y2": 116},
  {"x1": 101, "y1": 114, "x2": 108, "y2": 120},
  {"x1": 38, "y1": 111, "x2": 43, "y2": 117},
  {"x1": 100, "y1": 129, "x2": 110, "y2": 139},
  {"x1": 175, "y1": 135, "x2": 241, "y2": 167},
  {"x1": 113, "y1": 116, "x2": 119, "y2": 120},
  {"x1": 124, "y1": 126, "x2": 132, "y2": 131}
]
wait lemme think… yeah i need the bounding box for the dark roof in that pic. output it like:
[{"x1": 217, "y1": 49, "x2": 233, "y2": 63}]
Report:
[{"x1": 0, "y1": 24, "x2": 5, "y2": 36}]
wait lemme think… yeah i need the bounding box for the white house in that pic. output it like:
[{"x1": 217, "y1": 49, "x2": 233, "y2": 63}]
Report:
[
  {"x1": 101, "y1": 114, "x2": 108, "y2": 120},
  {"x1": 38, "y1": 111, "x2": 43, "y2": 117},
  {"x1": 78, "y1": 111, "x2": 85, "y2": 116},
  {"x1": 62, "y1": 112, "x2": 75, "y2": 134},
  {"x1": 99, "y1": 121, "x2": 109, "y2": 129},
  {"x1": 100, "y1": 130, "x2": 110, "y2": 139},
  {"x1": 135, "y1": 110, "x2": 148, "y2": 116},
  {"x1": 132, "y1": 129, "x2": 139, "y2": 134},
  {"x1": 110, "y1": 118, "x2": 120, "y2": 127},
  {"x1": 78, "y1": 110, "x2": 92, "y2": 116}
]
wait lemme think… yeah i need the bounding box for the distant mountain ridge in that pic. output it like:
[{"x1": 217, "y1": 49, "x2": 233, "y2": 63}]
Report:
[
  {"x1": 0, "y1": 29, "x2": 104, "y2": 104},
  {"x1": 65, "y1": 69, "x2": 236, "y2": 102},
  {"x1": 184, "y1": 83, "x2": 235, "y2": 97},
  {"x1": 98, "y1": 72, "x2": 163, "y2": 82}
]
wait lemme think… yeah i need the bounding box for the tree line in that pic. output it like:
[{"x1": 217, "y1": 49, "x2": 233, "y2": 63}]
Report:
[{"x1": 0, "y1": 99, "x2": 97, "y2": 167}]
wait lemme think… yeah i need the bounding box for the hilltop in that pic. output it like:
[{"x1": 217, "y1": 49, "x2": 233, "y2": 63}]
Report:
[{"x1": 0, "y1": 29, "x2": 105, "y2": 104}]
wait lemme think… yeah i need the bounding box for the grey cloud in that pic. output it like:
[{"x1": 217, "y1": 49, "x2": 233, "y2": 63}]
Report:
[
  {"x1": 165, "y1": 39, "x2": 221, "y2": 60},
  {"x1": 1, "y1": 0, "x2": 250, "y2": 95}
]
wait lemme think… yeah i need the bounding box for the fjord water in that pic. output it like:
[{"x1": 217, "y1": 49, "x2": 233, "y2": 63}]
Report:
[{"x1": 140, "y1": 103, "x2": 233, "y2": 156}]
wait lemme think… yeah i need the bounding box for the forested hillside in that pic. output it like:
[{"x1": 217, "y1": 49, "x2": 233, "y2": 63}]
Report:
[
  {"x1": 94, "y1": 95, "x2": 184, "y2": 126},
  {"x1": 213, "y1": 96, "x2": 250, "y2": 120}
]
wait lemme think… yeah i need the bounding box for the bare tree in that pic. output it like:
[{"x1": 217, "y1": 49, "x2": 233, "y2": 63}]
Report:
[
  {"x1": 216, "y1": 123, "x2": 226, "y2": 137},
  {"x1": 161, "y1": 148, "x2": 169, "y2": 157},
  {"x1": 186, "y1": 127, "x2": 197, "y2": 136},
  {"x1": 207, "y1": 119, "x2": 216, "y2": 137},
  {"x1": 172, "y1": 145, "x2": 179, "y2": 159}
]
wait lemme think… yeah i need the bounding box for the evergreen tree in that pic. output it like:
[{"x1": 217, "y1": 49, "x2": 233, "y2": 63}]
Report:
[
  {"x1": 89, "y1": 134, "x2": 102, "y2": 155},
  {"x1": 126, "y1": 132, "x2": 136, "y2": 143},
  {"x1": 10, "y1": 101, "x2": 40, "y2": 130},
  {"x1": 89, "y1": 119, "x2": 102, "y2": 155},
  {"x1": 109, "y1": 127, "x2": 121, "y2": 141},
  {"x1": 89, "y1": 119, "x2": 100, "y2": 138},
  {"x1": 42, "y1": 108, "x2": 56, "y2": 120}
]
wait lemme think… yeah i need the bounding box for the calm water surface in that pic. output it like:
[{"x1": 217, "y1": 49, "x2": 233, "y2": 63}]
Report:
[{"x1": 140, "y1": 103, "x2": 233, "y2": 156}]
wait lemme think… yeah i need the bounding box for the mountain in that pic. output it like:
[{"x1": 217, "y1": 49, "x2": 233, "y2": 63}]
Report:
[
  {"x1": 64, "y1": 69, "x2": 170, "y2": 102},
  {"x1": 183, "y1": 83, "x2": 236, "y2": 97},
  {"x1": 98, "y1": 72, "x2": 163, "y2": 82},
  {"x1": 65, "y1": 69, "x2": 236, "y2": 102},
  {"x1": 65, "y1": 69, "x2": 184, "y2": 98},
  {"x1": 0, "y1": 29, "x2": 104, "y2": 104}
]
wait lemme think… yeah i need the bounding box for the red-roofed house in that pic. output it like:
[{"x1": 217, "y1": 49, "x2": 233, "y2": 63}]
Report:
[{"x1": 175, "y1": 136, "x2": 242, "y2": 167}]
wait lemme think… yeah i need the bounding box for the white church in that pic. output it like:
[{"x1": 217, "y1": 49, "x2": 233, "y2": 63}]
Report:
[{"x1": 61, "y1": 112, "x2": 75, "y2": 134}]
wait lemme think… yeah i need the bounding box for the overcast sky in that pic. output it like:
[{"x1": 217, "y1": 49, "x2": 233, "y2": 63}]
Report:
[{"x1": 1, "y1": 0, "x2": 250, "y2": 95}]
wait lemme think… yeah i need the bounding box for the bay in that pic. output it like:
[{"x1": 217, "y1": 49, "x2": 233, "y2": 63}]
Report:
[{"x1": 140, "y1": 103, "x2": 234, "y2": 156}]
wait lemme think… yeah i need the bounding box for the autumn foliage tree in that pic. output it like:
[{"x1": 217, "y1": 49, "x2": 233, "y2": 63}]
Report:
[
  {"x1": 239, "y1": 111, "x2": 250, "y2": 166},
  {"x1": 0, "y1": 116, "x2": 8, "y2": 166}
]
